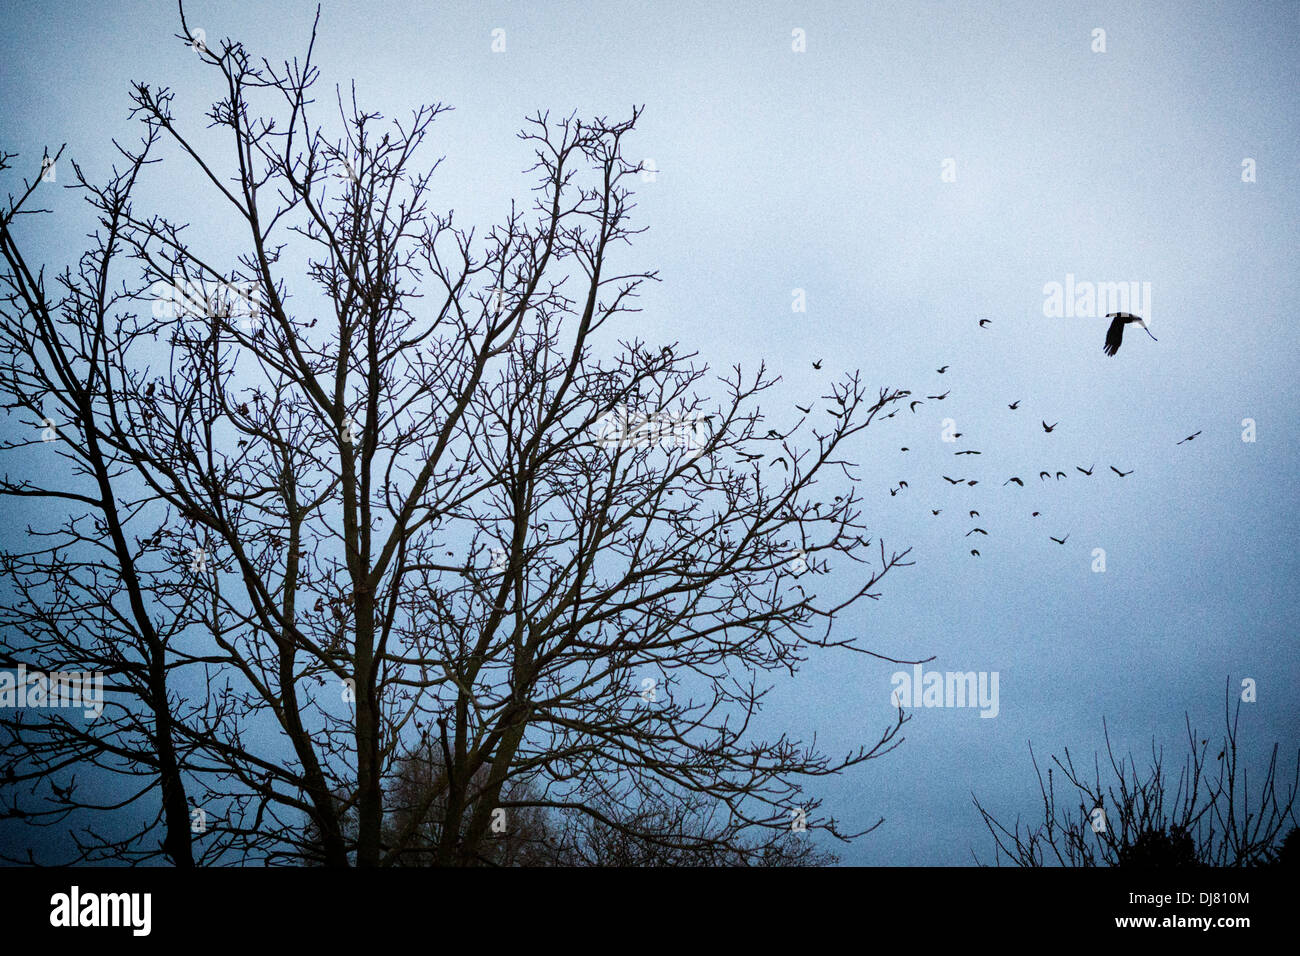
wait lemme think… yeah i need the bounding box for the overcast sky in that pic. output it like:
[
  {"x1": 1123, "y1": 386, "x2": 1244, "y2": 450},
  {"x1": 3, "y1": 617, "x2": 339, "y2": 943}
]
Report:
[{"x1": 2, "y1": 0, "x2": 1297, "y2": 864}]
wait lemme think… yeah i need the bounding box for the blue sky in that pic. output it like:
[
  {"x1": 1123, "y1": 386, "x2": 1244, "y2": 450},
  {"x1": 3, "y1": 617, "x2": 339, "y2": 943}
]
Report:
[{"x1": 1, "y1": 0, "x2": 1297, "y2": 864}]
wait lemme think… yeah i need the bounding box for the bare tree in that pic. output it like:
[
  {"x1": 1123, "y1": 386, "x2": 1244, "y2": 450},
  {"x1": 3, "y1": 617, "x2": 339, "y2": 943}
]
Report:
[
  {"x1": 973, "y1": 683, "x2": 1300, "y2": 867},
  {"x1": 0, "y1": 4, "x2": 919, "y2": 866}
]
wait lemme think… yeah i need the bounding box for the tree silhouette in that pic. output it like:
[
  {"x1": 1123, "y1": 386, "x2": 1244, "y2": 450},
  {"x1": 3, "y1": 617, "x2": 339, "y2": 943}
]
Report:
[
  {"x1": 973, "y1": 683, "x2": 1299, "y2": 867},
  {"x1": 0, "y1": 4, "x2": 917, "y2": 866}
]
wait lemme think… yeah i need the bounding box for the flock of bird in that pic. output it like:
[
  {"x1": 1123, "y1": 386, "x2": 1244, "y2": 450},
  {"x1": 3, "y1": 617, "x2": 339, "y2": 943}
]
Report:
[{"x1": 806, "y1": 313, "x2": 1198, "y2": 559}]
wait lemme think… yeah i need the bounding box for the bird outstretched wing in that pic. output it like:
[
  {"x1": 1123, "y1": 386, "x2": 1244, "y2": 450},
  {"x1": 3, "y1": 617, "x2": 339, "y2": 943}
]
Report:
[{"x1": 1103, "y1": 314, "x2": 1126, "y2": 356}]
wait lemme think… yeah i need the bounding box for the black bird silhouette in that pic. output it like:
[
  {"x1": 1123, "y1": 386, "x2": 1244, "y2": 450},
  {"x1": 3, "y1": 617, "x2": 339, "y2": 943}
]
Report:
[
  {"x1": 1103, "y1": 312, "x2": 1157, "y2": 356},
  {"x1": 942, "y1": 475, "x2": 961, "y2": 485},
  {"x1": 966, "y1": 528, "x2": 987, "y2": 537},
  {"x1": 931, "y1": 509, "x2": 941, "y2": 516},
  {"x1": 952, "y1": 432, "x2": 963, "y2": 439},
  {"x1": 901, "y1": 447, "x2": 910, "y2": 452},
  {"x1": 928, "y1": 391, "x2": 950, "y2": 400},
  {"x1": 1039, "y1": 471, "x2": 1051, "y2": 481},
  {"x1": 898, "y1": 480, "x2": 908, "y2": 488},
  {"x1": 1049, "y1": 534, "x2": 1069, "y2": 545},
  {"x1": 910, "y1": 401, "x2": 924, "y2": 412},
  {"x1": 1031, "y1": 511, "x2": 1041, "y2": 517},
  {"x1": 145, "y1": 382, "x2": 155, "y2": 397},
  {"x1": 1042, "y1": 420, "x2": 1058, "y2": 433},
  {"x1": 1076, "y1": 464, "x2": 1094, "y2": 476},
  {"x1": 890, "y1": 487, "x2": 899, "y2": 496},
  {"x1": 1055, "y1": 471, "x2": 1066, "y2": 480},
  {"x1": 772, "y1": 456, "x2": 788, "y2": 470},
  {"x1": 1110, "y1": 466, "x2": 1134, "y2": 477},
  {"x1": 979, "y1": 319, "x2": 991, "y2": 328},
  {"x1": 1007, "y1": 400, "x2": 1020, "y2": 410},
  {"x1": 966, "y1": 480, "x2": 978, "y2": 486},
  {"x1": 1004, "y1": 477, "x2": 1023, "y2": 486},
  {"x1": 955, "y1": 449, "x2": 981, "y2": 456},
  {"x1": 970, "y1": 549, "x2": 981, "y2": 556},
  {"x1": 1177, "y1": 431, "x2": 1202, "y2": 445},
  {"x1": 970, "y1": 510, "x2": 979, "y2": 517},
  {"x1": 936, "y1": 365, "x2": 949, "y2": 374},
  {"x1": 795, "y1": 403, "x2": 811, "y2": 414},
  {"x1": 812, "y1": 360, "x2": 823, "y2": 369}
]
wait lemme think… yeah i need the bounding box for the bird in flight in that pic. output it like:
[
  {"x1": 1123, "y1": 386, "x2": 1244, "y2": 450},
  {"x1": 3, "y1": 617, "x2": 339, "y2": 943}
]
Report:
[
  {"x1": 1042, "y1": 420, "x2": 1058, "y2": 433},
  {"x1": 812, "y1": 359, "x2": 823, "y2": 369},
  {"x1": 942, "y1": 476, "x2": 961, "y2": 485},
  {"x1": 928, "y1": 391, "x2": 950, "y2": 401},
  {"x1": 1031, "y1": 511, "x2": 1041, "y2": 517},
  {"x1": 1110, "y1": 465, "x2": 1134, "y2": 477},
  {"x1": 1055, "y1": 471, "x2": 1066, "y2": 481},
  {"x1": 1177, "y1": 431, "x2": 1202, "y2": 445},
  {"x1": 901, "y1": 446, "x2": 909, "y2": 452},
  {"x1": 1039, "y1": 471, "x2": 1051, "y2": 481},
  {"x1": 955, "y1": 450, "x2": 981, "y2": 456},
  {"x1": 1103, "y1": 312, "x2": 1158, "y2": 356},
  {"x1": 966, "y1": 480, "x2": 978, "y2": 486},
  {"x1": 931, "y1": 509, "x2": 941, "y2": 516},
  {"x1": 1004, "y1": 477, "x2": 1023, "y2": 486},
  {"x1": 1049, "y1": 534, "x2": 1069, "y2": 545},
  {"x1": 910, "y1": 401, "x2": 924, "y2": 412},
  {"x1": 795, "y1": 403, "x2": 811, "y2": 414},
  {"x1": 1008, "y1": 400, "x2": 1020, "y2": 410},
  {"x1": 966, "y1": 528, "x2": 988, "y2": 537},
  {"x1": 970, "y1": 549, "x2": 981, "y2": 556},
  {"x1": 969, "y1": 510, "x2": 979, "y2": 518},
  {"x1": 937, "y1": 365, "x2": 949, "y2": 374},
  {"x1": 979, "y1": 319, "x2": 991, "y2": 328},
  {"x1": 1076, "y1": 464, "x2": 1094, "y2": 476}
]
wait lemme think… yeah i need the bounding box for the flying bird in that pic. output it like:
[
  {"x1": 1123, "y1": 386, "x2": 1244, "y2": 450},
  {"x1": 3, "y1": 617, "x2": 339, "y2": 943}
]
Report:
[
  {"x1": 1041, "y1": 420, "x2": 1058, "y2": 433},
  {"x1": 955, "y1": 450, "x2": 981, "y2": 456},
  {"x1": 1110, "y1": 466, "x2": 1134, "y2": 477},
  {"x1": 1031, "y1": 511, "x2": 1041, "y2": 517},
  {"x1": 936, "y1": 365, "x2": 949, "y2": 374},
  {"x1": 931, "y1": 509, "x2": 941, "y2": 516},
  {"x1": 966, "y1": 528, "x2": 987, "y2": 536},
  {"x1": 942, "y1": 476, "x2": 961, "y2": 485},
  {"x1": 910, "y1": 401, "x2": 924, "y2": 412},
  {"x1": 900, "y1": 447, "x2": 909, "y2": 452},
  {"x1": 1177, "y1": 431, "x2": 1202, "y2": 445},
  {"x1": 979, "y1": 319, "x2": 991, "y2": 328},
  {"x1": 1004, "y1": 477, "x2": 1023, "y2": 486},
  {"x1": 812, "y1": 360, "x2": 823, "y2": 369},
  {"x1": 966, "y1": 480, "x2": 978, "y2": 486},
  {"x1": 1055, "y1": 471, "x2": 1066, "y2": 480},
  {"x1": 898, "y1": 480, "x2": 909, "y2": 488},
  {"x1": 1039, "y1": 471, "x2": 1051, "y2": 481},
  {"x1": 1076, "y1": 464, "x2": 1094, "y2": 476},
  {"x1": 969, "y1": 510, "x2": 979, "y2": 518},
  {"x1": 1007, "y1": 400, "x2": 1020, "y2": 410},
  {"x1": 1103, "y1": 312, "x2": 1158, "y2": 357},
  {"x1": 927, "y1": 391, "x2": 950, "y2": 401},
  {"x1": 795, "y1": 403, "x2": 811, "y2": 414},
  {"x1": 970, "y1": 549, "x2": 980, "y2": 556},
  {"x1": 1049, "y1": 534, "x2": 1070, "y2": 545}
]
